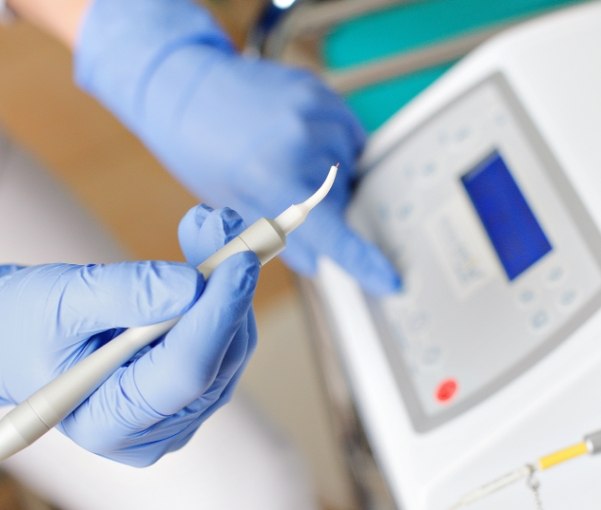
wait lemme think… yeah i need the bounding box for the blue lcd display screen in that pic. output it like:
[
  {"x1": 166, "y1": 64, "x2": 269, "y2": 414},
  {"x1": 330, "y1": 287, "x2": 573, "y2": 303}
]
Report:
[{"x1": 461, "y1": 151, "x2": 552, "y2": 281}]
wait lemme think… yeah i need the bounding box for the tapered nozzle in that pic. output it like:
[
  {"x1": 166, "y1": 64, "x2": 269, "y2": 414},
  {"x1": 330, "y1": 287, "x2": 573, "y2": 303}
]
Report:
[{"x1": 274, "y1": 164, "x2": 339, "y2": 234}]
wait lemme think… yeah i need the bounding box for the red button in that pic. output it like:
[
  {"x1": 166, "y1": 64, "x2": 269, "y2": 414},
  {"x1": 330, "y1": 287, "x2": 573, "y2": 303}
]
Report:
[{"x1": 436, "y1": 379, "x2": 458, "y2": 403}]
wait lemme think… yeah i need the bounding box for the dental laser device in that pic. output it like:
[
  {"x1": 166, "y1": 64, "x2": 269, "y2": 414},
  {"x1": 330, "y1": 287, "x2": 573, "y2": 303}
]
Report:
[
  {"x1": 304, "y1": 2, "x2": 601, "y2": 508},
  {"x1": 0, "y1": 164, "x2": 339, "y2": 462}
]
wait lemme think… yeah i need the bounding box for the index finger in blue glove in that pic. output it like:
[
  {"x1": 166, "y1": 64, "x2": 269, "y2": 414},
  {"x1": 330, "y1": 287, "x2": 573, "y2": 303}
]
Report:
[{"x1": 15, "y1": 262, "x2": 203, "y2": 337}]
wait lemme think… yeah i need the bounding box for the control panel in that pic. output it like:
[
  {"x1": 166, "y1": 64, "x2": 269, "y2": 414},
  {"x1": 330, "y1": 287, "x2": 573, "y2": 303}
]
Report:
[{"x1": 348, "y1": 74, "x2": 601, "y2": 432}]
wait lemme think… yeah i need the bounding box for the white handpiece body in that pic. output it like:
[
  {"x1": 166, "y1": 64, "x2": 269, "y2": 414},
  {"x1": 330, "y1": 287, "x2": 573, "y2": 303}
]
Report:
[{"x1": 0, "y1": 219, "x2": 285, "y2": 460}]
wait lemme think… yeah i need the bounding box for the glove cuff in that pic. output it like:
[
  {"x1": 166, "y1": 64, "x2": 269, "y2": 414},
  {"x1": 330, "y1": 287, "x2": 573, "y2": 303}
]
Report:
[{"x1": 75, "y1": 0, "x2": 235, "y2": 129}]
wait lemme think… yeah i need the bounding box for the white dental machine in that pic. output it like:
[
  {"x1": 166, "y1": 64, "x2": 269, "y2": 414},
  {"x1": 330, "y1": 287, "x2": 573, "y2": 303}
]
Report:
[{"x1": 311, "y1": 2, "x2": 601, "y2": 508}]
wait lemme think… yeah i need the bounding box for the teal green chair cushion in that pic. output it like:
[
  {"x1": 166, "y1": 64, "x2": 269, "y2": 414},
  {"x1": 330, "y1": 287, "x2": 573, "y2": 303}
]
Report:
[{"x1": 323, "y1": 0, "x2": 581, "y2": 131}]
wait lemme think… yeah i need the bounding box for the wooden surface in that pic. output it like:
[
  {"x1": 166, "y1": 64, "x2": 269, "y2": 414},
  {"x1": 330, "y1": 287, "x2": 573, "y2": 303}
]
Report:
[
  {"x1": 0, "y1": 474, "x2": 24, "y2": 510},
  {"x1": 0, "y1": 0, "x2": 295, "y2": 311}
]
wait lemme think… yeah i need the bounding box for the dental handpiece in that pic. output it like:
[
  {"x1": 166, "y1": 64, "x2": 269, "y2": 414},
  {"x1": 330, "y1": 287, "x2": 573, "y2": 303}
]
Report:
[{"x1": 0, "y1": 164, "x2": 339, "y2": 462}]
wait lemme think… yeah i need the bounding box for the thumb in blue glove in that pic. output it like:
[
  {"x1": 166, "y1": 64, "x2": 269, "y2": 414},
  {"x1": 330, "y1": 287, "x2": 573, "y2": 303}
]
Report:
[{"x1": 0, "y1": 208, "x2": 259, "y2": 466}]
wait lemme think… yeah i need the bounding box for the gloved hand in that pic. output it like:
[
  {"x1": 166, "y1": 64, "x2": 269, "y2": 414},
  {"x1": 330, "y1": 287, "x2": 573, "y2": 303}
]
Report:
[
  {"x1": 0, "y1": 207, "x2": 258, "y2": 466},
  {"x1": 75, "y1": 0, "x2": 401, "y2": 295}
]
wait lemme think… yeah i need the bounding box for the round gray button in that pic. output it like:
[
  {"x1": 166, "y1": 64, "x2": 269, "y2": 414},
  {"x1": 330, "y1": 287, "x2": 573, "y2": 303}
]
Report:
[
  {"x1": 421, "y1": 345, "x2": 442, "y2": 368},
  {"x1": 530, "y1": 310, "x2": 551, "y2": 332},
  {"x1": 546, "y1": 266, "x2": 565, "y2": 287},
  {"x1": 517, "y1": 289, "x2": 536, "y2": 307},
  {"x1": 558, "y1": 289, "x2": 578, "y2": 309}
]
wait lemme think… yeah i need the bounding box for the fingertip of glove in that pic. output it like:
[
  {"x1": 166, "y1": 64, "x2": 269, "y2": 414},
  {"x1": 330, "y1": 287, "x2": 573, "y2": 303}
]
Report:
[
  {"x1": 329, "y1": 231, "x2": 402, "y2": 295},
  {"x1": 194, "y1": 203, "x2": 214, "y2": 225},
  {"x1": 358, "y1": 245, "x2": 403, "y2": 296},
  {"x1": 218, "y1": 208, "x2": 245, "y2": 241},
  {"x1": 190, "y1": 205, "x2": 245, "y2": 239}
]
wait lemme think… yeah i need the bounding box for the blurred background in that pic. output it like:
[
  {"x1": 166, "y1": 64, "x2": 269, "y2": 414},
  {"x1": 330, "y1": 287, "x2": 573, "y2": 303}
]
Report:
[{"x1": 0, "y1": 1, "x2": 358, "y2": 509}]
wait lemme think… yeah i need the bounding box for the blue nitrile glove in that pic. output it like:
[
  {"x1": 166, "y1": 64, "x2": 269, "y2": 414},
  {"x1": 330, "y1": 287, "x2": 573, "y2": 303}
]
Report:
[
  {"x1": 75, "y1": 0, "x2": 401, "y2": 295},
  {"x1": 0, "y1": 208, "x2": 258, "y2": 466}
]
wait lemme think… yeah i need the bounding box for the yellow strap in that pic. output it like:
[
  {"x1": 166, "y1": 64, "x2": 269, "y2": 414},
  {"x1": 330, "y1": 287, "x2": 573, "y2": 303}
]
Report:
[{"x1": 538, "y1": 442, "x2": 589, "y2": 471}]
